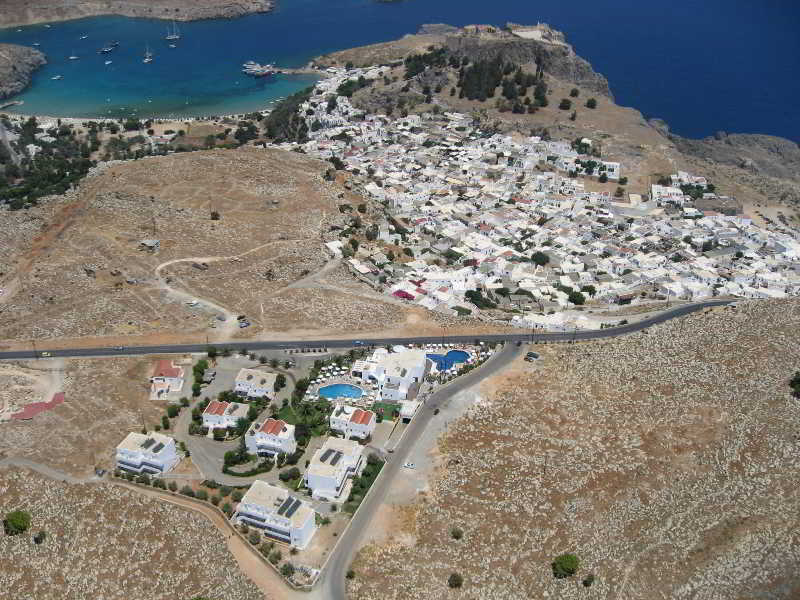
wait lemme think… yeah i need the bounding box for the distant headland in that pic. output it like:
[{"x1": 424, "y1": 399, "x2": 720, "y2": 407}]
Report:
[{"x1": 0, "y1": 0, "x2": 274, "y2": 29}]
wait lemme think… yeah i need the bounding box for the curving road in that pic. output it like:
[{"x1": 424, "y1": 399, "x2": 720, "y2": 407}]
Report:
[
  {"x1": 317, "y1": 341, "x2": 523, "y2": 600},
  {"x1": 0, "y1": 300, "x2": 732, "y2": 361}
]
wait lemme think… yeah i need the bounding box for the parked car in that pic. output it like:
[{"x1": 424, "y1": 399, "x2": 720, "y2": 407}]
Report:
[
  {"x1": 40, "y1": 351, "x2": 51, "y2": 357},
  {"x1": 354, "y1": 340, "x2": 365, "y2": 346},
  {"x1": 403, "y1": 462, "x2": 416, "y2": 469}
]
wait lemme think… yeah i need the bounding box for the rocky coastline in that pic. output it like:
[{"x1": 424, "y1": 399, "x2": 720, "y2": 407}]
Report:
[
  {"x1": 0, "y1": 43, "x2": 46, "y2": 100},
  {"x1": 0, "y1": 0, "x2": 274, "y2": 29}
]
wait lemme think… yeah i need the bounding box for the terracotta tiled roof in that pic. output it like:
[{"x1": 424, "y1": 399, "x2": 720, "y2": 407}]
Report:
[
  {"x1": 204, "y1": 400, "x2": 228, "y2": 416},
  {"x1": 350, "y1": 409, "x2": 374, "y2": 426},
  {"x1": 260, "y1": 418, "x2": 286, "y2": 435},
  {"x1": 153, "y1": 360, "x2": 181, "y2": 378}
]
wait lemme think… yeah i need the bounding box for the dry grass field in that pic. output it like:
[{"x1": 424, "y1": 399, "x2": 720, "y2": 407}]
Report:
[
  {"x1": 0, "y1": 468, "x2": 263, "y2": 600},
  {"x1": 348, "y1": 299, "x2": 800, "y2": 600},
  {"x1": 0, "y1": 147, "x2": 349, "y2": 342},
  {"x1": 0, "y1": 357, "x2": 165, "y2": 476}
]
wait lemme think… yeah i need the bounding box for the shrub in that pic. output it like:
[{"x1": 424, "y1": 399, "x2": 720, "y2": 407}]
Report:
[
  {"x1": 220, "y1": 486, "x2": 232, "y2": 497},
  {"x1": 167, "y1": 405, "x2": 179, "y2": 418},
  {"x1": 269, "y1": 550, "x2": 282, "y2": 565},
  {"x1": 450, "y1": 527, "x2": 463, "y2": 540},
  {"x1": 196, "y1": 489, "x2": 208, "y2": 501},
  {"x1": 281, "y1": 562, "x2": 295, "y2": 578},
  {"x1": 569, "y1": 87, "x2": 579, "y2": 97},
  {"x1": 232, "y1": 490, "x2": 243, "y2": 502},
  {"x1": 346, "y1": 569, "x2": 355, "y2": 579},
  {"x1": 222, "y1": 502, "x2": 233, "y2": 516},
  {"x1": 558, "y1": 99, "x2": 572, "y2": 110},
  {"x1": 448, "y1": 573, "x2": 464, "y2": 588},
  {"x1": 168, "y1": 481, "x2": 178, "y2": 492},
  {"x1": 211, "y1": 495, "x2": 221, "y2": 506},
  {"x1": 33, "y1": 530, "x2": 47, "y2": 544},
  {"x1": 180, "y1": 485, "x2": 195, "y2": 498},
  {"x1": 583, "y1": 574, "x2": 596, "y2": 587},
  {"x1": 4, "y1": 510, "x2": 31, "y2": 535},
  {"x1": 586, "y1": 98, "x2": 597, "y2": 109},
  {"x1": 552, "y1": 553, "x2": 580, "y2": 578},
  {"x1": 248, "y1": 531, "x2": 261, "y2": 545}
]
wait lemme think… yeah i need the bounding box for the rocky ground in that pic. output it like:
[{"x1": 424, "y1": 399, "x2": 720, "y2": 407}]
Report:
[
  {"x1": 0, "y1": 43, "x2": 46, "y2": 99},
  {"x1": 0, "y1": 0, "x2": 273, "y2": 28},
  {"x1": 0, "y1": 468, "x2": 263, "y2": 600},
  {"x1": 0, "y1": 357, "x2": 166, "y2": 476},
  {"x1": 348, "y1": 299, "x2": 800, "y2": 600}
]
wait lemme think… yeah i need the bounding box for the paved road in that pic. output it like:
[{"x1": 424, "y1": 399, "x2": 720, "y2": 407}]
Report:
[
  {"x1": 0, "y1": 300, "x2": 732, "y2": 361},
  {"x1": 318, "y1": 342, "x2": 523, "y2": 600}
]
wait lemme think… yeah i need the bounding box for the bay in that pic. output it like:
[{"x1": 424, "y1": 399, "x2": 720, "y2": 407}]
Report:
[{"x1": 0, "y1": 0, "x2": 798, "y2": 141}]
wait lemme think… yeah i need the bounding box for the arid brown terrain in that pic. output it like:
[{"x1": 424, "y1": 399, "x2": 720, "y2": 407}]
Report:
[
  {"x1": 348, "y1": 299, "x2": 800, "y2": 599},
  {"x1": 0, "y1": 468, "x2": 264, "y2": 600},
  {"x1": 0, "y1": 0, "x2": 273, "y2": 28}
]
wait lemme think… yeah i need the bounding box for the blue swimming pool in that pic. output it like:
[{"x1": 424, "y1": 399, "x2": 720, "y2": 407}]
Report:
[
  {"x1": 426, "y1": 350, "x2": 470, "y2": 371},
  {"x1": 318, "y1": 383, "x2": 363, "y2": 400}
]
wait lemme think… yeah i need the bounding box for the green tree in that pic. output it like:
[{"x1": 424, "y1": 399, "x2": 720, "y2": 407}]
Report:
[
  {"x1": 281, "y1": 562, "x2": 295, "y2": 578},
  {"x1": 167, "y1": 404, "x2": 179, "y2": 418},
  {"x1": 790, "y1": 371, "x2": 800, "y2": 398},
  {"x1": 558, "y1": 98, "x2": 572, "y2": 110},
  {"x1": 4, "y1": 510, "x2": 31, "y2": 535},
  {"x1": 569, "y1": 88, "x2": 579, "y2": 97},
  {"x1": 531, "y1": 251, "x2": 550, "y2": 266},
  {"x1": 585, "y1": 98, "x2": 597, "y2": 109},
  {"x1": 568, "y1": 291, "x2": 586, "y2": 305},
  {"x1": 448, "y1": 573, "x2": 464, "y2": 588},
  {"x1": 450, "y1": 527, "x2": 463, "y2": 540},
  {"x1": 552, "y1": 553, "x2": 580, "y2": 578}
]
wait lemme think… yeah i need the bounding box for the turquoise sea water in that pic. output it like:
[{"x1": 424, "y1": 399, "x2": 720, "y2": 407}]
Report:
[{"x1": 0, "y1": 0, "x2": 798, "y2": 140}]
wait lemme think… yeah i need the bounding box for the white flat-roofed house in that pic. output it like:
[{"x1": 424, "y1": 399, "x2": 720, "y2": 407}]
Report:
[
  {"x1": 202, "y1": 400, "x2": 249, "y2": 430},
  {"x1": 234, "y1": 369, "x2": 277, "y2": 399},
  {"x1": 116, "y1": 431, "x2": 179, "y2": 476},
  {"x1": 351, "y1": 348, "x2": 428, "y2": 401},
  {"x1": 245, "y1": 418, "x2": 297, "y2": 458},
  {"x1": 149, "y1": 359, "x2": 185, "y2": 400},
  {"x1": 304, "y1": 437, "x2": 365, "y2": 502},
  {"x1": 233, "y1": 481, "x2": 317, "y2": 549},
  {"x1": 329, "y1": 404, "x2": 377, "y2": 440}
]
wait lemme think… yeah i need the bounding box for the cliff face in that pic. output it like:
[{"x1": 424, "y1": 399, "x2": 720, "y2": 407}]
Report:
[
  {"x1": 0, "y1": 1, "x2": 273, "y2": 28},
  {"x1": 671, "y1": 131, "x2": 800, "y2": 183},
  {"x1": 0, "y1": 43, "x2": 47, "y2": 100},
  {"x1": 443, "y1": 25, "x2": 613, "y2": 99}
]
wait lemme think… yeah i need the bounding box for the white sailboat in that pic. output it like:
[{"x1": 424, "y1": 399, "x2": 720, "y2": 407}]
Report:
[
  {"x1": 105, "y1": 60, "x2": 113, "y2": 65},
  {"x1": 165, "y1": 21, "x2": 181, "y2": 41},
  {"x1": 143, "y1": 44, "x2": 153, "y2": 64},
  {"x1": 68, "y1": 50, "x2": 79, "y2": 60}
]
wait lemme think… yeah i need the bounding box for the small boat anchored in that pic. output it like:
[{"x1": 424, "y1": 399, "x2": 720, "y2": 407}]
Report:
[
  {"x1": 51, "y1": 75, "x2": 63, "y2": 80},
  {"x1": 80, "y1": 35, "x2": 88, "y2": 40},
  {"x1": 68, "y1": 52, "x2": 79, "y2": 60},
  {"x1": 143, "y1": 45, "x2": 153, "y2": 64},
  {"x1": 104, "y1": 60, "x2": 113, "y2": 65},
  {"x1": 98, "y1": 41, "x2": 118, "y2": 54},
  {"x1": 242, "y1": 61, "x2": 275, "y2": 77},
  {"x1": 165, "y1": 20, "x2": 181, "y2": 41}
]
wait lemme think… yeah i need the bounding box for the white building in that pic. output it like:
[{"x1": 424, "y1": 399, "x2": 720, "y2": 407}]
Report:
[
  {"x1": 329, "y1": 404, "x2": 377, "y2": 440},
  {"x1": 149, "y1": 359, "x2": 185, "y2": 401},
  {"x1": 304, "y1": 437, "x2": 365, "y2": 502},
  {"x1": 202, "y1": 399, "x2": 249, "y2": 430},
  {"x1": 234, "y1": 368, "x2": 277, "y2": 399},
  {"x1": 351, "y1": 348, "x2": 428, "y2": 401},
  {"x1": 233, "y1": 481, "x2": 317, "y2": 549},
  {"x1": 115, "y1": 431, "x2": 179, "y2": 476},
  {"x1": 245, "y1": 418, "x2": 297, "y2": 458}
]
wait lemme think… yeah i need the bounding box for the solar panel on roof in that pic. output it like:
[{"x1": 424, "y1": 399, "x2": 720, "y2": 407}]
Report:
[
  {"x1": 151, "y1": 442, "x2": 164, "y2": 453},
  {"x1": 285, "y1": 498, "x2": 302, "y2": 518},
  {"x1": 140, "y1": 438, "x2": 155, "y2": 449},
  {"x1": 320, "y1": 448, "x2": 334, "y2": 463},
  {"x1": 330, "y1": 451, "x2": 342, "y2": 466},
  {"x1": 277, "y1": 497, "x2": 293, "y2": 515}
]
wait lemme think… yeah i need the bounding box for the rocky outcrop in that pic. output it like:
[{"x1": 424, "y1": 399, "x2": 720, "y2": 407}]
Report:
[
  {"x1": 443, "y1": 24, "x2": 613, "y2": 99},
  {"x1": 671, "y1": 131, "x2": 800, "y2": 183},
  {"x1": 0, "y1": 1, "x2": 273, "y2": 28},
  {"x1": 0, "y1": 43, "x2": 46, "y2": 100}
]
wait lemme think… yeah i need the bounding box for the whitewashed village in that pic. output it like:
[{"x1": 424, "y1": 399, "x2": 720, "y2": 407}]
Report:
[{"x1": 266, "y1": 66, "x2": 800, "y2": 331}]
